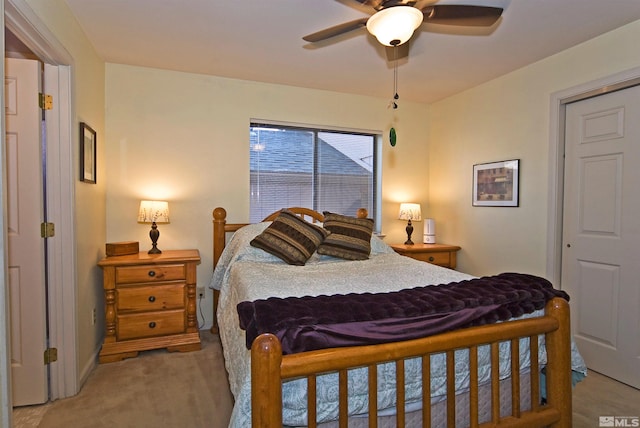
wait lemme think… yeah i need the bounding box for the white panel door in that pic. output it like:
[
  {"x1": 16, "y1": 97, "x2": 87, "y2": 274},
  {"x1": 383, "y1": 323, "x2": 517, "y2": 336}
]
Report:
[
  {"x1": 562, "y1": 85, "x2": 640, "y2": 388},
  {"x1": 5, "y1": 57, "x2": 48, "y2": 405}
]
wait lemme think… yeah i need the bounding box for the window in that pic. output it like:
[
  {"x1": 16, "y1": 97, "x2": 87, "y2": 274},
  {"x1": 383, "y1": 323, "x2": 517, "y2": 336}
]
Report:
[{"x1": 250, "y1": 123, "x2": 379, "y2": 224}]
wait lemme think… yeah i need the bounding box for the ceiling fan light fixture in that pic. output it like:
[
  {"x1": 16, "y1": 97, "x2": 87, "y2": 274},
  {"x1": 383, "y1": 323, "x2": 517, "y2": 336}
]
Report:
[{"x1": 366, "y1": 6, "x2": 424, "y2": 47}]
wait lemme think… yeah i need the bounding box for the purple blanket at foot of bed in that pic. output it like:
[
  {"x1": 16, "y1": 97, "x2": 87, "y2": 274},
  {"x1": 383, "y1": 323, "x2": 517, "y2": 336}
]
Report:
[{"x1": 237, "y1": 272, "x2": 569, "y2": 354}]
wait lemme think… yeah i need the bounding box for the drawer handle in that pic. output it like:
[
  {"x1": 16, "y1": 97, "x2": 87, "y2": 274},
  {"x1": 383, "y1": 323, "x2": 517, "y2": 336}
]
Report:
[
  {"x1": 148, "y1": 295, "x2": 156, "y2": 303},
  {"x1": 148, "y1": 322, "x2": 156, "y2": 329},
  {"x1": 428, "y1": 256, "x2": 435, "y2": 262},
  {"x1": 148, "y1": 270, "x2": 156, "y2": 277}
]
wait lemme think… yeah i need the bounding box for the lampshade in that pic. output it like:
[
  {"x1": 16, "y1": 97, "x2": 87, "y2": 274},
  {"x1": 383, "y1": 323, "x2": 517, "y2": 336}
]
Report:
[
  {"x1": 137, "y1": 200, "x2": 170, "y2": 224},
  {"x1": 398, "y1": 203, "x2": 422, "y2": 221},
  {"x1": 366, "y1": 6, "x2": 424, "y2": 47}
]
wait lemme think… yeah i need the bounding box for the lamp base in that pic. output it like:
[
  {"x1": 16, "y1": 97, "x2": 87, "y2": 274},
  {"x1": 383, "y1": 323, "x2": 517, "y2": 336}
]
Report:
[
  {"x1": 405, "y1": 219, "x2": 414, "y2": 245},
  {"x1": 148, "y1": 222, "x2": 162, "y2": 254}
]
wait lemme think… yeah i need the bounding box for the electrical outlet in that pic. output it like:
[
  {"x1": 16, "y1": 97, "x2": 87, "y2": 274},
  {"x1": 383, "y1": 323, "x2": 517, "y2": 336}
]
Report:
[
  {"x1": 91, "y1": 307, "x2": 97, "y2": 325},
  {"x1": 197, "y1": 287, "x2": 205, "y2": 299}
]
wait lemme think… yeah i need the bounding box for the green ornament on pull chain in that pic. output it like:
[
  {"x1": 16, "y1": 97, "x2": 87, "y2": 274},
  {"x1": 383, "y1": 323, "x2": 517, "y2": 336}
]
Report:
[{"x1": 389, "y1": 127, "x2": 397, "y2": 147}]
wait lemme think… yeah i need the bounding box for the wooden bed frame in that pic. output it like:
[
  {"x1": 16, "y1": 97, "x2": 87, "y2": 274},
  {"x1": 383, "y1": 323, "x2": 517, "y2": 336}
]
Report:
[{"x1": 211, "y1": 207, "x2": 573, "y2": 428}]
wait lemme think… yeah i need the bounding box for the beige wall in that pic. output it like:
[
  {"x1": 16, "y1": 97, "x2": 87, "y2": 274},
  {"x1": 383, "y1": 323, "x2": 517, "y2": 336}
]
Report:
[
  {"x1": 22, "y1": 0, "x2": 106, "y2": 381},
  {"x1": 104, "y1": 64, "x2": 430, "y2": 329},
  {"x1": 429, "y1": 19, "x2": 640, "y2": 277}
]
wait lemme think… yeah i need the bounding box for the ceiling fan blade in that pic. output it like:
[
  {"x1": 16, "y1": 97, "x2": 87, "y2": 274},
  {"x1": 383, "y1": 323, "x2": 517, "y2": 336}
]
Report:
[
  {"x1": 385, "y1": 43, "x2": 410, "y2": 61},
  {"x1": 351, "y1": 0, "x2": 412, "y2": 9},
  {"x1": 303, "y1": 18, "x2": 369, "y2": 43},
  {"x1": 350, "y1": 0, "x2": 383, "y2": 6},
  {"x1": 422, "y1": 5, "x2": 503, "y2": 27}
]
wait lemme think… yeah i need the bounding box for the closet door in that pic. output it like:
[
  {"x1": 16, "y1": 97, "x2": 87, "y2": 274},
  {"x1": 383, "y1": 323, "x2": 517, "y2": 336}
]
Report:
[{"x1": 562, "y1": 85, "x2": 640, "y2": 388}]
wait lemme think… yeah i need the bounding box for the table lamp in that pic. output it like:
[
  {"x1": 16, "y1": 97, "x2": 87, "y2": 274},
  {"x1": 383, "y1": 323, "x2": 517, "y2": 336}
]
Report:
[
  {"x1": 398, "y1": 203, "x2": 421, "y2": 245},
  {"x1": 138, "y1": 200, "x2": 170, "y2": 254}
]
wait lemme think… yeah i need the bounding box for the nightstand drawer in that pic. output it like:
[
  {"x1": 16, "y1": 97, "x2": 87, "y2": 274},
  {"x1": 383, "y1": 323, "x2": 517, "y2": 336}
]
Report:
[
  {"x1": 115, "y1": 263, "x2": 186, "y2": 284},
  {"x1": 117, "y1": 283, "x2": 185, "y2": 313},
  {"x1": 409, "y1": 251, "x2": 450, "y2": 266},
  {"x1": 117, "y1": 310, "x2": 186, "y2": 341},
  {"x1": 389, "y1": 243, "x2": 461, "y2": 269}
]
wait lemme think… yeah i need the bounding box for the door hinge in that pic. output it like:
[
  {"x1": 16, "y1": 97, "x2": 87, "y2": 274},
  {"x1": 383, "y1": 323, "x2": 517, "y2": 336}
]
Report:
[
  {"x1": 41, "y1": 222, "x2": 55, "y2": 238},
  {"x1": 39, "y1": 93, "x2": 53, "y2": 110},
  {"x1": 44, "y1": 348, "x2": 58, "y2": 364}
]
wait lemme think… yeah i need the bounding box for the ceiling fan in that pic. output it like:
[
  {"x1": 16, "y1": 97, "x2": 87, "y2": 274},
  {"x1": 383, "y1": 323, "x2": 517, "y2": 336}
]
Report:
[{"x1": 303, "y1": 0, "x2": 503, "y2": 60}]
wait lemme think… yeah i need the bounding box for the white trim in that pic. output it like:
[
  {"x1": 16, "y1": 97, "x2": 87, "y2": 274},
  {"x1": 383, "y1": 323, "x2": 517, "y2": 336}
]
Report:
[
  {"x1": 547, "y1": 66, "x2": 640, "y2": 286},
  {"x1": 0, "y1": 4, "x2": 12, "y2": 427},
  {"x1": 44, "y1": 64, "x2": 79, "y2": 399},
  {"x1": 78, "y1": 346, "x2": 100, "y2": 388},
  {"x1": 250, "y1": 118, "x2": 383, "y2": 136},
  {"x1": 4, "y1": 0, "x2": 79, "y2": 401},
  {"x1": 4, "y1": 0, "x2": 72, "y2": 65}
]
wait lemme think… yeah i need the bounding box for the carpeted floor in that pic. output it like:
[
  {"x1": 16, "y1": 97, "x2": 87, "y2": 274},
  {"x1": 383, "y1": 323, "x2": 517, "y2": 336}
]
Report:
[{"x1": 34, "y1": 331, "x2": 233, "y2": 428}]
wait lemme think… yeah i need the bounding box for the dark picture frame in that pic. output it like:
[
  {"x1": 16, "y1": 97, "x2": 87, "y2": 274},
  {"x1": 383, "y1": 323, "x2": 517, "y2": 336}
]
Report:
[
  {"x1": 80, "y1": 122, "x2": 96, "y2": 184},
  {"x1": 472, "y1": 159, "x2": 519, "y2": 207}
]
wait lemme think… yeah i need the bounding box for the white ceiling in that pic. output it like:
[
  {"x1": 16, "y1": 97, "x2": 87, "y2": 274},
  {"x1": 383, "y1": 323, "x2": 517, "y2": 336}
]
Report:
[{"x1": 62, "y1": 0, "x2": 640, "y2": 104}]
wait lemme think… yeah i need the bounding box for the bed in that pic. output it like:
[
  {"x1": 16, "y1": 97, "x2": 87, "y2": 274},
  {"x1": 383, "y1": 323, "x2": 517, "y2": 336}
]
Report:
[{"x1": 208, "y1": 206, "x2": 586, "y2": 428}]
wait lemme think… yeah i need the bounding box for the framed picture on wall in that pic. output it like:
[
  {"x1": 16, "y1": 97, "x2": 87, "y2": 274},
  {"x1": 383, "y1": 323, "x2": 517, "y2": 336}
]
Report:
[
  {"x1": 472, "y1": 159, "x2": 519, "y2": 207},
  {"x1": 80, "y1": 122, "x2": 96, "y2": 184}
]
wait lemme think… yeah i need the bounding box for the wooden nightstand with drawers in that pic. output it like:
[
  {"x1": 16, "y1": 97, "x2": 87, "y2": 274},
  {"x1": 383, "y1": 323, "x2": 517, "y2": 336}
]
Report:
[
  {"x1": 97, "y1": 249, "x2": 201, "y2": 363},
  {"x1": 390, "y1": 243, "x2": 461, "y2": 269}
]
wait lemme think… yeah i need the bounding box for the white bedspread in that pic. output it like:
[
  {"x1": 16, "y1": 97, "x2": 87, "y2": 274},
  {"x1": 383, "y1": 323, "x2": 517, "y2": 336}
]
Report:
[{"x1": 210, "y1": 222, "x2": 587, "y2": 427}]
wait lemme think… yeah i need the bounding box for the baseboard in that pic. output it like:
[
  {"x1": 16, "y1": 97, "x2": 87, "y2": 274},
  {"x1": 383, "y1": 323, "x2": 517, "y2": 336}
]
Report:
[{"x1": 78, "y1": 344, "x2": 101, "y2": 390}]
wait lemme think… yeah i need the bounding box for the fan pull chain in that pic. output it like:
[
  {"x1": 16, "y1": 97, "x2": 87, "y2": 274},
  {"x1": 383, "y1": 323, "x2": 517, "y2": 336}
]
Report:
[
  {"x1": 389, "y1": 43, "x2": 399, "y2": 147},
  {"x1": 392, "y1": 44, "x2": 399, "y2": 109}
]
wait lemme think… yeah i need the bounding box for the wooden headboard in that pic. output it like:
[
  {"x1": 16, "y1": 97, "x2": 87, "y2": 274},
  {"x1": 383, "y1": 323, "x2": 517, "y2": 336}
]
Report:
[{"x1": 210, "y1": 206, "x2": 368, "y2": 333}]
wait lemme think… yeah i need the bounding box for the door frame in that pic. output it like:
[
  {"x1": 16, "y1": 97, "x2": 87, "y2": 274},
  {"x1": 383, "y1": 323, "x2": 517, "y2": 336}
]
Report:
[
  {"x1": 3, "y1": 0, "x2": 78, "y2": 402},
  {"x1": 547, "y1": 66, "x2": 640, "y2": 285}
]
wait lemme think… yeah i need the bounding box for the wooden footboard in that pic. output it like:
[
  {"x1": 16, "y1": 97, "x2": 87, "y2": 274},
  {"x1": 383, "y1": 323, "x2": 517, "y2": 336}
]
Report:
[{"x1": 251, "y1": 297, "x2": 572, "y2": 428}]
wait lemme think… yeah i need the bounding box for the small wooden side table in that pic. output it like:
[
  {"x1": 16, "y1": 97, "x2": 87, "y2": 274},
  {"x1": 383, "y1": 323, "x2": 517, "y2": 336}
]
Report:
[
  {"x1": 97, "y1": 249, "x2": 201, "y2": 363},
  {"x1": 390, "y1": 243, "x2": 461, "y2": 269}
]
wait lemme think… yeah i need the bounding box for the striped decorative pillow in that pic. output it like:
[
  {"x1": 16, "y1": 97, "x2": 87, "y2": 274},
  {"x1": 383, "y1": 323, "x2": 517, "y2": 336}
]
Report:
[
  {"x1": 317, "y1": 211, "x2": 374, "y2": 260},
  {"x1": 250, "y1": 209, "x2": 329, "y2": 265}
]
